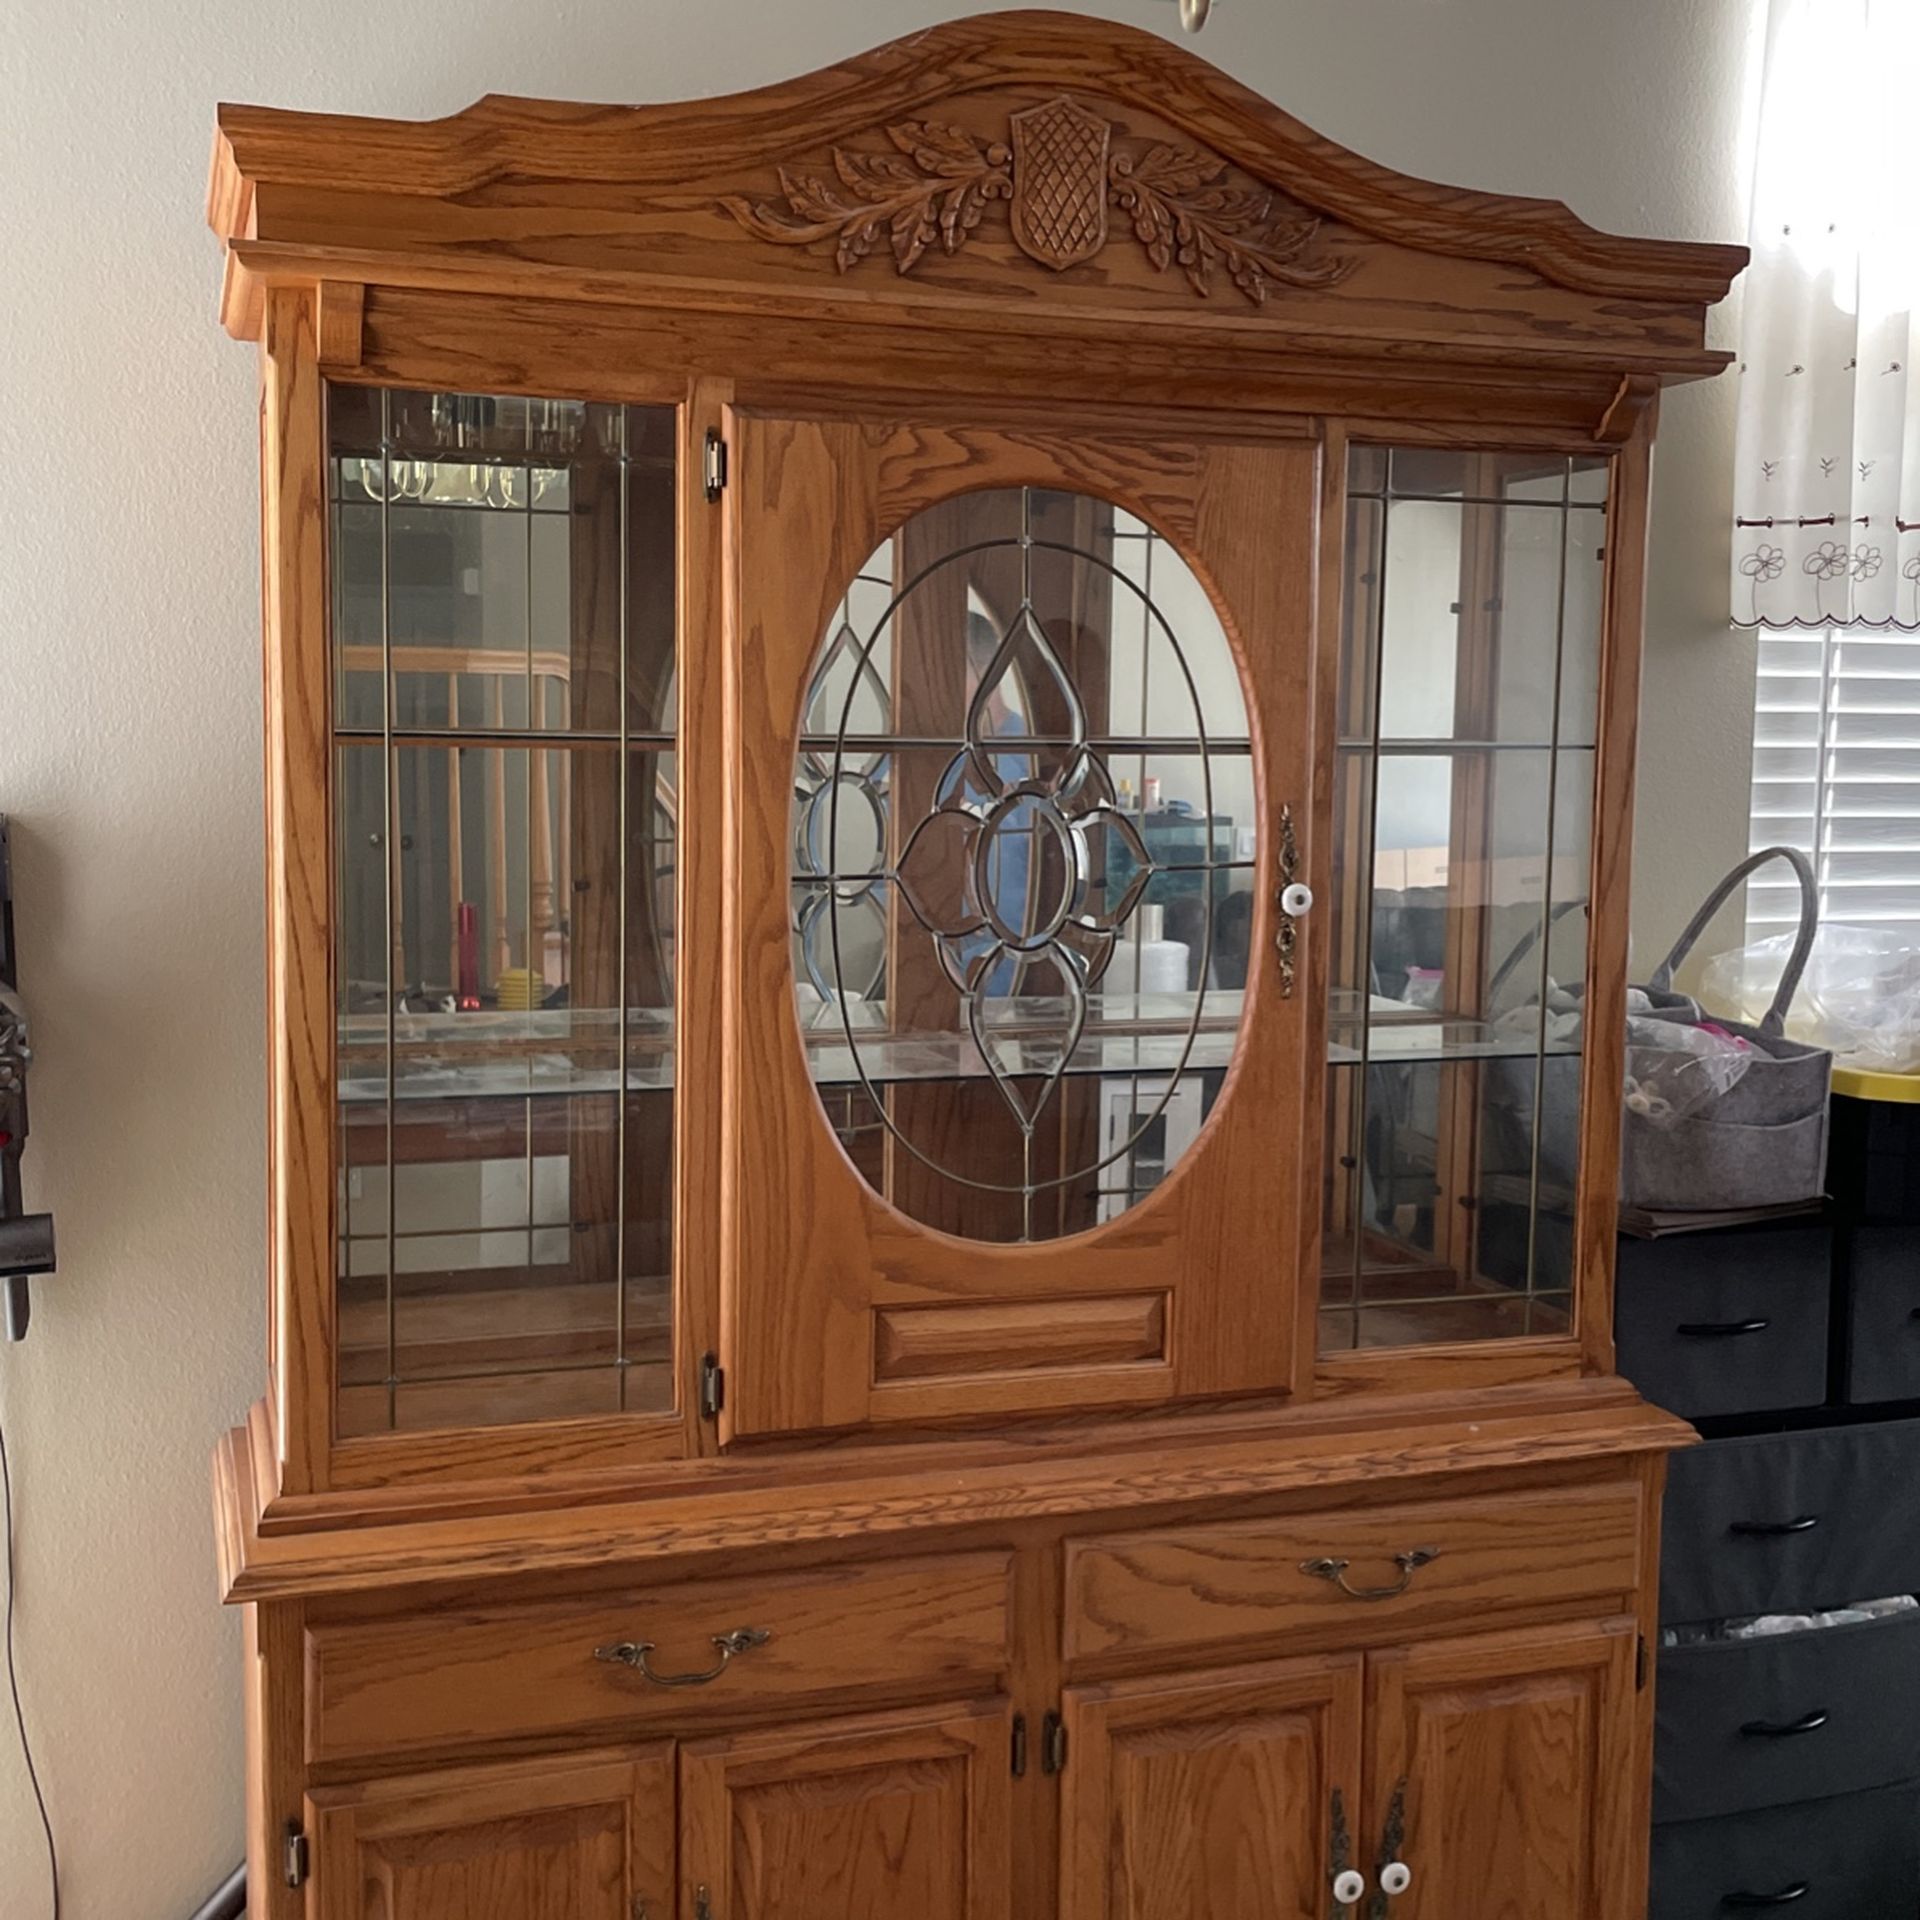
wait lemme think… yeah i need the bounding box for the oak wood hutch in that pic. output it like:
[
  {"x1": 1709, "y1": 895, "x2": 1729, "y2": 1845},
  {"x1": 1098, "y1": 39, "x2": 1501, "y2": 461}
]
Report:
[{"x1": 206, "y1": 15, "x2": 1744, "y2": 1918}]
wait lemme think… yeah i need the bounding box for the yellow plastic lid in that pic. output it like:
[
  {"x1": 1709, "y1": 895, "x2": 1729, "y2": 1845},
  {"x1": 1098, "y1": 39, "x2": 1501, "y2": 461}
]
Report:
[{"x1": 1832, "y1": 1065, "x2": 1920, "y2": 1104}]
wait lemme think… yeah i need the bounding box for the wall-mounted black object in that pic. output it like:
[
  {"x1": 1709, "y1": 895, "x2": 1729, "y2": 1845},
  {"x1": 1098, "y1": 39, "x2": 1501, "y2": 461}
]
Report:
[{"x1": 0, "y1": 817, "x2": 55, "y2": 1341}]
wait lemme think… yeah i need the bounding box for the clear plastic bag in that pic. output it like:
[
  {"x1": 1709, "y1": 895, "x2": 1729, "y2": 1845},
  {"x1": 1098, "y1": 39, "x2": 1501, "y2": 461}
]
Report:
[
  {"x1": 1701, "y1": 923, "x2": 1920, "y2": 1074},
  {"x1": 1622, "y1": 1016, "x2": 1755, "y2": 1128},
  {"x1": 1490, "y1": 984, "x2": 1751, "y2": 1133}
]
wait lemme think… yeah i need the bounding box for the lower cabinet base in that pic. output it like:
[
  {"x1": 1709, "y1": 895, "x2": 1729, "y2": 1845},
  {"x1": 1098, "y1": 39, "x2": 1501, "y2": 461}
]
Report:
[
  {"x1": 230, "y1": 1409, "x2": 1682, "y2": 1920},
  {"x1": 1650, "y1": 1785, "x2": 1920, "y2": 1920}
]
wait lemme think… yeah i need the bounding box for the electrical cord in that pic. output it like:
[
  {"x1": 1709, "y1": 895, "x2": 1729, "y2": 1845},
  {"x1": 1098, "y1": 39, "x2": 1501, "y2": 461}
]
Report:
[{"x1": 0, "y1": 1397, "x2": 58, "y2": 1920}]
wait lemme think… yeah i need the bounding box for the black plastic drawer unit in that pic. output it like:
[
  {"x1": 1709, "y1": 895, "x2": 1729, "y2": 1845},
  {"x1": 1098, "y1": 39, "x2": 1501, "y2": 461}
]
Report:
[
  {"x1": 1829, "y1": 1090, "x2": 1920, "y2": 1226},
  {"x1": 1649, "y1": 1784, "x2": 1920, "y2": 1920},
  {"x1": 1654, "y1": 1607, "x2": 1920, "y2": 1822},
  {"x1": 1660, "y1": 1418, "x2": 1920, "y2": 1625},
  {"x1": 1616, "y1": 1226, "x2": 1832, "y2": 1421},
  {"x1": 1841, "y1": 1225, "x2": 1920, "y2": 1405}
]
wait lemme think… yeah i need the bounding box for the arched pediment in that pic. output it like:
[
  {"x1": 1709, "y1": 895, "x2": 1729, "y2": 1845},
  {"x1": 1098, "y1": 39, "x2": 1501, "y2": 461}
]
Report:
[{"x1": 210, "y1": 9, "x2": 1743, "y2": 376}]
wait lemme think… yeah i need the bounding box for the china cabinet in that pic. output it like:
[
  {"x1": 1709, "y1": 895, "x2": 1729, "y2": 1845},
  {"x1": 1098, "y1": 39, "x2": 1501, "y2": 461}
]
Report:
[{"x1": 205, "y1": 14, "x2": 1743, "y2": 1918}]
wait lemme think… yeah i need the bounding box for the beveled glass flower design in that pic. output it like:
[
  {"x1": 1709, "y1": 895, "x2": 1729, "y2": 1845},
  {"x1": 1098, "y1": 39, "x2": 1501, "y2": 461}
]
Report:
[
  {"x1": 894, "y1": 607, "x2": 1156, "y2": 1128},
  {"x1": 792, "y1": 611, "x2": 892, "y2": 1006},
  {"x1": 789, "y1": 483, "x2": 1253, "y2": 1243}
]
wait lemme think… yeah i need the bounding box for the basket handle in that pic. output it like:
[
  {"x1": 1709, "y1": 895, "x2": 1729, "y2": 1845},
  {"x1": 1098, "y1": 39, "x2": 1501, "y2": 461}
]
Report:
[
  {"x1": 1646, "y1": 846, "x2": 1818, "y2": 1039},
  {"x1": 1484, "y1": 897, "x2": 1588, "y2": 1008}
]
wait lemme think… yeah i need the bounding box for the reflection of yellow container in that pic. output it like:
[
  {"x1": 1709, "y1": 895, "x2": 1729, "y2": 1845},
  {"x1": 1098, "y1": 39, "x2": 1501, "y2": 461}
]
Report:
[{"x1": 495, "y1": 967, "x2": 540, "y2": 1011}]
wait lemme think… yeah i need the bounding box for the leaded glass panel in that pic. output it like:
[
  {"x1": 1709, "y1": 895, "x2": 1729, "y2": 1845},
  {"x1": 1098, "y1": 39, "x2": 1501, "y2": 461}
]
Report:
[{"x1": 792, "y1": 487, "x2": 1256, "y2": 1242}]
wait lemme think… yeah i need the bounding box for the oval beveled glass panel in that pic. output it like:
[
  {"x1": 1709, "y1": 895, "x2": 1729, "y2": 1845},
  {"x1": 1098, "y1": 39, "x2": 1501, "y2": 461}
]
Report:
[{"x1": 790, "y1": 486, "x2": 1257, "y2": 1243}]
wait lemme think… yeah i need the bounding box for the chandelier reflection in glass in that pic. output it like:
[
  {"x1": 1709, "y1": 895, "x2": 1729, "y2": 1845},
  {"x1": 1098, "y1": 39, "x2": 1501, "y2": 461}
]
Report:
[
  {"x1": 791, "y1": 484, "x2": 1254, "y2": 1243},
  {"x1": 338, "y1": 395, "x2": 608, "y2": 510}
]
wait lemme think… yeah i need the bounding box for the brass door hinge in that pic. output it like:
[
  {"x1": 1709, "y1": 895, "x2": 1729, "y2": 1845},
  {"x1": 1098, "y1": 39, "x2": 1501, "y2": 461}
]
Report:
[
  {"x1": 283, "y1": 1822, "x2": 310, "y2": 1889},
  {"x1": 1040, "y1": 1710, "x2": 1068, "y2": 1776},
  {"x1": 1011, "y1": 1712, "x2": 1029, "y2": 1778},
  {"x1": 699, "y1": 1352, "x2": 725, "y2": 1420},
  {"x1": 703, "y1": 430, "x2": 728, "y2": 500}
]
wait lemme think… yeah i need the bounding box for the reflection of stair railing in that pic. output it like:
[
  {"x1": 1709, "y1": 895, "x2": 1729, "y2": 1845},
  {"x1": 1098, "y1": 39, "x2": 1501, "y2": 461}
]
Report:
[{"x1": 336, "y1": 637, "x2": 680, "y2": 1011}]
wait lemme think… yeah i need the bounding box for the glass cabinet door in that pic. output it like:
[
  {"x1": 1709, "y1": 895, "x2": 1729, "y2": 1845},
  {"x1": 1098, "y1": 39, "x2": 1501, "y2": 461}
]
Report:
[
  {"x1": 726, "y1": 416, "x2": 1320, "y2": 1437},
  {"x1": 327, "y1": 386, "x2": 677, "y2": 1436},
  {"x1": 1321, "y1": 447, "x2": 1608, "y2": 1353}
]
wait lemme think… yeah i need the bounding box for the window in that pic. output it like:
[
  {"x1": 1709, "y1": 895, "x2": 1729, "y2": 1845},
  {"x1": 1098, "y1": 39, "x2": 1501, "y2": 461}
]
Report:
[{"x1": 1748, "y1": 625, "x2": 1920, "y2": 935}]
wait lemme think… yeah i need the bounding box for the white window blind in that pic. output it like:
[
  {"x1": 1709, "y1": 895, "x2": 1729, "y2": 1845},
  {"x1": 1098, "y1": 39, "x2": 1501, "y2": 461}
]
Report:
[{"x1": 1748, "y1": 626, "x2": 1920, "y2": 934}]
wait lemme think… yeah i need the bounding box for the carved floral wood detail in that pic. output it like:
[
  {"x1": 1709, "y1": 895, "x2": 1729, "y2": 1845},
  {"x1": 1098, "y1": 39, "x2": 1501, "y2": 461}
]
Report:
[{"x1": 719, "y1": 94, "x2": 1355, "y2": 305}]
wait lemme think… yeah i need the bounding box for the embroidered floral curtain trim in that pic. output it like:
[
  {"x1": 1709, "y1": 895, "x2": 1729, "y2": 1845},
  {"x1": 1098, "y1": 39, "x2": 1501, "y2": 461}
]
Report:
[{"x1": 1732, "y1": 0, "x2": 1920, "y2": 630}]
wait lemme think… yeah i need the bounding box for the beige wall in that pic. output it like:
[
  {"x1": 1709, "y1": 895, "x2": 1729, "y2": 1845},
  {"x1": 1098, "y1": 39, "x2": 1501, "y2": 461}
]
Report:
[{"x1": 0, "y1": 1, "x2": 1758, "y2": 1911}]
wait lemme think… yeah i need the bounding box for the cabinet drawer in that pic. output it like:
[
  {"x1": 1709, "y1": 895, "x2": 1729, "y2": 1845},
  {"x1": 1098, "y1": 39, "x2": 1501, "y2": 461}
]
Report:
[
  {"x1": 1840, "y1": 1225, "x2": 1920, "y2": 1404},
  {"x1": 305, "y1": 1551, "x2": 1013, "y2": 1764},
  {"x1": 1654, "y1": 1608, "x2": 1920, "y2": 1822},
  {"x1": 1649, "y1": 1784, "x2": 1919, "y2": 1920},
  {"x1": 1615, "y1": 1226, "x2": 1832, "y2": 1421},
  {"x1": 1661, "y1": 1418, "x2": 1920, "y2": 1623},
  {"x1": 1065, "y1": 1482, "x2": 1641, "y2": 1666}
]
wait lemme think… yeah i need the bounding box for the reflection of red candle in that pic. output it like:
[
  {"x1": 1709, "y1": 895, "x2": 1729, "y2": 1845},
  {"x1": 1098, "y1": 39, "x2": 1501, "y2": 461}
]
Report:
[{"x1": 456, "y1": 902, "x2": 480, "y2": 1011}]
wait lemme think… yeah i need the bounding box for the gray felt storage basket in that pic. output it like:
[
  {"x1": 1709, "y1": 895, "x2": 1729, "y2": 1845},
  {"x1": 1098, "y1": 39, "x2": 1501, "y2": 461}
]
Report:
[
  {"x1": 1500, "y1": 848, "x2": 1831, "y2": 1212},
  {"x1": 1619, "y1": 847, "x2": 1830, "y2": 1210}
]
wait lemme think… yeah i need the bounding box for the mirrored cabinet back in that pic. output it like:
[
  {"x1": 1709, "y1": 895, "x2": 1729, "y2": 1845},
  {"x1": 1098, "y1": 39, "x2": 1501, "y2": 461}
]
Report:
[{"x1": 207, "y1": 16, "x2": 1744, "y2": 1918}]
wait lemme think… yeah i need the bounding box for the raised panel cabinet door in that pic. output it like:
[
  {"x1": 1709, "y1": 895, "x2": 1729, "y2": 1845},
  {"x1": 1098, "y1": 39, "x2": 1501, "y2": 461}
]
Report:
[
  {"x1": 679, "y1": 1698, "x2": 1013, "y2": 1920},
  {"x1": 1061, "y1": 1654, "x2": 1365, "y2": 1920},
  {"x1": 1363, "y1": 1618, "x2": 1642, "y2": 1920},
  {"x1": 725, "y1": 411, "x2": 1323, "y2": 1438},
  {"x1": 306, "y1": 1746, "x2": 675, "y2": 1920}
]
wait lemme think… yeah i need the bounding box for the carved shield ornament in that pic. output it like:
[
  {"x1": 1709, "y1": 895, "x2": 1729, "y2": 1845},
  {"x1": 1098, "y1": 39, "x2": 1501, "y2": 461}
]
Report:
[
  {"x1": 720, "y1": 100, "x2": 1355, "y2": 305},
  {"x1": 1007, "y1": 97, "x2": 1112, "y2": 270}
]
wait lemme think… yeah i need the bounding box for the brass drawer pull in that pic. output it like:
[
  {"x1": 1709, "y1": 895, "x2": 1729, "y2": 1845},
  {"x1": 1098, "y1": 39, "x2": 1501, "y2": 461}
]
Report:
[
  {"x1": 594, "y1": 1626, "x2": 771, "y2": 1686},
  {"x1": 1300, "y1": 1548, "x2": 1440, "y2": 1601}
]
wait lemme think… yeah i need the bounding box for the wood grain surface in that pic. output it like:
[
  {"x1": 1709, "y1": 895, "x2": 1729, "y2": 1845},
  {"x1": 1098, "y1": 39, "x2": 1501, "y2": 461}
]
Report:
[
  {"x1": 1061, "y1": 1655, "x2": 1363, "y2": 1920},
  {"x1": 1065, "y1": 1481, "x2": 1642, "y2": 1665},
  {"x1": 305, "y1": 1552, "x2": 1013, "y2": 1764},
  {"x1": 1364, "y1": 1616, "x2": 1641, "y2": 1920}
]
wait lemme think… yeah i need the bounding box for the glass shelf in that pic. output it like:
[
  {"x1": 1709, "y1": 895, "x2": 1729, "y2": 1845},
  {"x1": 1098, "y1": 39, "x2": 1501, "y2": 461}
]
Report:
[
  {"x1": 329, "y1": 991, "x2": 1590, "y2": 1105},
  {"x1": 337, "y1": 1009, "x2": 673, "y2": 1102},
  {"x1": 1327, "y1": 1014, "x2": 1583, "y2": 1066}
]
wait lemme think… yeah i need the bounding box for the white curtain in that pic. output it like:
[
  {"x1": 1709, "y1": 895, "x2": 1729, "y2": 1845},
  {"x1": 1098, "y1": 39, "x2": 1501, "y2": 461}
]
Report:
[{"x1": 1732, "y1": 0, "x2": 1920, "y2": 630}]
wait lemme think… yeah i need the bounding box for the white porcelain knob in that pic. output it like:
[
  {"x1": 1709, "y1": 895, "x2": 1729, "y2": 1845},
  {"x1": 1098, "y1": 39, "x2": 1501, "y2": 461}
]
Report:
[
  {"x1": 1331, "y1": 1868, "x2": 1367, "y2": 1906},
  {"x1": 1281, "y1": 882, "x2": 1314, "y2": 917},
  {"x1": 1381, "y1": 1861, "x2": 1412, "y2": 1897}
]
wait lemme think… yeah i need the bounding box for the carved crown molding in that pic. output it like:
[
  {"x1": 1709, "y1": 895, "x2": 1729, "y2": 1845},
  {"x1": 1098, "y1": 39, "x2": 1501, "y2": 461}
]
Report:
[
  {"x1": 209, "y1": 10, "x2": 1746, "y2": 345},
  {"x1": 720, "y1": 95, "x2": 1353, "y2": 306}
]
